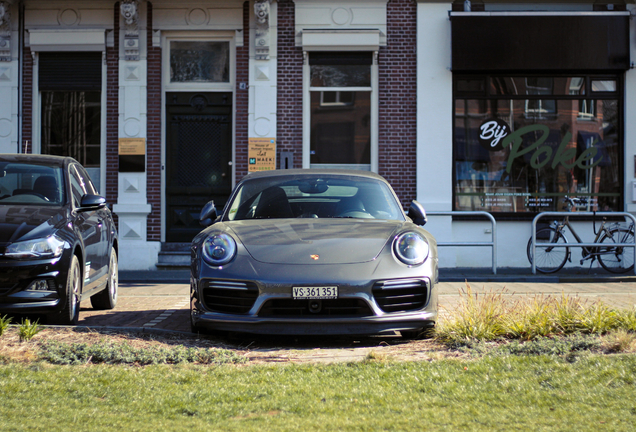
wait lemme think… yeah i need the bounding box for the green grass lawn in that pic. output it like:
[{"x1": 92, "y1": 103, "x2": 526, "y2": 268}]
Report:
[{"x1": 2, "y1": 354, "x2": 635, "y2": 431}]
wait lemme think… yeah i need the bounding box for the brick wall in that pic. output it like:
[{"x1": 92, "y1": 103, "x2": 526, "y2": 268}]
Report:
[
  {"x1": 106, "y1": 2, "x2": 119, "y2": 210},
  {"x1": 146, "y1": 1, "x2": 161, "y2": 241},
  {"x1": 234, "y1": 1, "x2": 250, "y2": 179},
  {"x1": 276, "y1": 0, "x2": 303, "y2": 167},
  {"x1": 379, "y1": 0, "x2": 417, "y2": 208},
  {"x1": 275, "y1": 0, "x2": 418, "y2": 207}
]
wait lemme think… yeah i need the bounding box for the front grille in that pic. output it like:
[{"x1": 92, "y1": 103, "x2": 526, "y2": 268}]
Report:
[
  {"x1": 372, "y1": 279, "x2": 428, "y2": 313},
  {"x1": 258, "y1": 298, "x2": 373, "y2": 317},
  {"x1": 201, "y1": 280, "x2": 259, "y2": 314}
]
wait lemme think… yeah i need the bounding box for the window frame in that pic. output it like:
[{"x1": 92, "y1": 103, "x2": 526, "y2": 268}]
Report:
[
  {"x1": 33, "y1": 52, "x2": 107, "y2": 194},
  {"x1": 452, "y1": 73, "x2": 624, "y2": 220},
  {"x1": 302, "y1": 51, "x2": 379, "y2": 172},
  {"x1": 162, "y1": 33, "x2": 236, "y2": 92}
]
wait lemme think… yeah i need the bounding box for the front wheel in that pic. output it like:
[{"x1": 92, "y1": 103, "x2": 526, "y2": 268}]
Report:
[
  {"x1": 48, "y1": 255, "x2": 82, "y2": 325},
  {"x1": 527, "y1": 227, "x2": 569, "y2": 274},
  {"x1": 598, "y1": 228, "x2": 635, "y2": 273},
  {"x1": 91, "y1": 248, "x2": 118, "y2": 310}
]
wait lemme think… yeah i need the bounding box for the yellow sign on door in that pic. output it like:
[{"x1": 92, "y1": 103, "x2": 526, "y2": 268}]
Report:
[{"x1": 248, "y1": 138, "x2": 276, "y2": 172}]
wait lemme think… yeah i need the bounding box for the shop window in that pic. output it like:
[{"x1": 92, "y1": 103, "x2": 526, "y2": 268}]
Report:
[
  {"x1": 308, "y1": 52, "x2": 373, "y2": 169},
  {"x1": 39, "y1": 52, "x2": 102, "y2": 177},
  {"x1": 170, "y1": 41, "x2": 229, "y2": 83},
  {"x1": 453, "y1": 75, "x2": 622, "y2": 216}
]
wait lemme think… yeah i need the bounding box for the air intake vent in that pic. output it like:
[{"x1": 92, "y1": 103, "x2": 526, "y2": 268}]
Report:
[
  {"x1": 372, "y1": 279, "x2": 428, "y2": 313},
  {"x1": 201, "y1": 280, "x2": 259, "y2": 314},
  {"x1": 258, "y1": 298, "x2": 373, "y2": 317}
]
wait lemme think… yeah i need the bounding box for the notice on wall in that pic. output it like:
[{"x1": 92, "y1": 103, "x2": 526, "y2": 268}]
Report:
[
  {"x1": 248, "y1": 138, "x2": 276, "y2": 172},
  {"x1": 118, "y1": 138, "x2": 146, "y2": 155},
  {"x1": 118, "y1": 138, "x2": 146, "y2": 172}
]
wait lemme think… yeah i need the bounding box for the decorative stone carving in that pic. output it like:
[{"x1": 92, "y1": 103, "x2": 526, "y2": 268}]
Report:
[
  {"x1": 121, "y1": 0, "x2": 139, "y2": 61},
  {"x1": 254, "y1": 0, "x2": 270, "y2": 60},
  {"x1": 0, "y1": 2, "x2": 11, "y2": 62}
]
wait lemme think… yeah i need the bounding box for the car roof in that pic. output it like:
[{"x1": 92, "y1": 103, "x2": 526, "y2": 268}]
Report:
[
  {"x1": 0, "y1": 154, "x2": 75, "y2": 167},
  {"x1": 240, "y1": 169, "x2": 389, "y2": 183}
]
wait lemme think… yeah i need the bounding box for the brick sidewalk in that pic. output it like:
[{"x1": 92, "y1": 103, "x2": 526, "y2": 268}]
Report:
[
  {"x1": 77, "y1": 281, "x2": 636, "y2": 334},
  {"x1": 79, "y1": 283, "x2": 191, "y2": 332}
]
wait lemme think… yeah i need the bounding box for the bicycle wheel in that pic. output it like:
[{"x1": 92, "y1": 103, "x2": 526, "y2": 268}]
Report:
[
  {"x1": 527, "y1": 227, "x2": 569, "y2": 273},
  {"x1": 598, "y1": 227, "x2": 635, "y2": 273}
]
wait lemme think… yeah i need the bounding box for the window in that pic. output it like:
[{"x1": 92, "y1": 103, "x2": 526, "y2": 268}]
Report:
[
  {"x1": 170, "y1": 41, "x2": 229, "y2": 83},
  {"x1": 39, "y1": 52, "x2": 102, "y2": 170},
  {"x1": 41, "y1": 91, "x2": 101, "y2": 167},
  {"x1": 453, "y1": 75, "x2": 622, "y2": 215},
  {"x1": 308, "y1": 52, "x2": 374, "y2": 169},
  {"x1": 0, "y1": 162, "x2": 65, "y2": 205}
]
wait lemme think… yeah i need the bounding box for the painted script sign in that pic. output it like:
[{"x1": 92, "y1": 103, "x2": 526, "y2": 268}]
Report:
[{"x1": 477, "y1": 120, "x2": 602, "y2": 172}]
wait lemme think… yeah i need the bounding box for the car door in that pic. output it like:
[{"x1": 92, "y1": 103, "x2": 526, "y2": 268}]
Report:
[
  {"x1": 69, "y1": 164, "x2": 106, "y2": 292},
  {"x1": 74, "y1": 163, "x2": 110, "y2": 269}
]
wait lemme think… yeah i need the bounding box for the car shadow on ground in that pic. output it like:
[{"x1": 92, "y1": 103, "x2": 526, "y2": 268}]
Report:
[{"x1": 58, "y1": 321, "x2": 421, "y2": 352}]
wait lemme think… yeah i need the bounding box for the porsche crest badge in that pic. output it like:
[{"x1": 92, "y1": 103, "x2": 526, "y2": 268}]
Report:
[{"x1": 310, "y1": 254, "x2": 319, "y2": 261}]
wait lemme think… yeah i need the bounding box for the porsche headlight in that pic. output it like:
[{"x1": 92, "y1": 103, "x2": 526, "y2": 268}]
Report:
[
  {"x1": 393, "y1": 232, "x2": 429, "y2": 266},
  {"x1": 202, "y1": 233, "x2": 237, "y2": 266},
  {"x1": 5, "y1": 235, "x2": 65, "y2": 259}
]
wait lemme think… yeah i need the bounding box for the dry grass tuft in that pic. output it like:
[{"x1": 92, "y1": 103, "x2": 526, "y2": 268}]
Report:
[{"x1": 437, "y1": 282, "x2": 636, "y2": 345}]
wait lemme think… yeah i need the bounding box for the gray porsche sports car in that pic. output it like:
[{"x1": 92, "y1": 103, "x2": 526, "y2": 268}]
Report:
[{"x1": 190, "y1": 169, "x2": 438, "y2": 337}]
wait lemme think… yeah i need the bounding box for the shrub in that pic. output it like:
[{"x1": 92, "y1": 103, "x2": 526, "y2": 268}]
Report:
[
  {"x1": 18, "y1": 319, "x2": 41, "y2": 342},
  {"x1": 39, "y1": 340, "x2": 247, "y2": 365},
  {"x1": 437, "y1": 282, "x2": 635, "y2": 345},
  {"x1": 0, "y1": 315, "x2": 11, "y2": 337}
]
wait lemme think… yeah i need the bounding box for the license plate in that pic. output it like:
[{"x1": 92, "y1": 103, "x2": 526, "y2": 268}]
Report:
[{"x1": 292, "y1": 286, "x2": 338, "y2": 300}]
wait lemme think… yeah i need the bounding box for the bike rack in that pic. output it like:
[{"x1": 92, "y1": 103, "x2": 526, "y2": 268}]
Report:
[
  {"x1": 531, "y1": 211, "x2": 636, "y2": 275},
  {"x1": 427, "y1": 211, "x2": 497, "y2": 274}
]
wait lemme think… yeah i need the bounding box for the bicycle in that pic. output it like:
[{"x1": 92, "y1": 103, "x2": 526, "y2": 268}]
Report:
[{"x1": 527, "y1": 196, "x2": 635, "y2": 274}]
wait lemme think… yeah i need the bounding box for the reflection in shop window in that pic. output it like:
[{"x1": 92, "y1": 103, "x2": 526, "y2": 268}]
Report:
[
  {"x1": 453, "y1": 75, "x2": 622, "y2": 215},
  {"x1": 524, "y1": 77, "x2": 556, "y2": 119},
  {"x1": 321, "y1": 91, "x2": 354, "y2": 106}
]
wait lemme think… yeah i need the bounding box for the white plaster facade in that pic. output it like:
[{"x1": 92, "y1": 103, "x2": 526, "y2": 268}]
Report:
[{"x1": 416, "y1": 0, "x2": 636, "y2": 269}]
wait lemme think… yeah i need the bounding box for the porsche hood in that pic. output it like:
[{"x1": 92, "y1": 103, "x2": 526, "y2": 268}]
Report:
[{"x1": 225, "y1": 219, "x2": 409, "y2": 265}]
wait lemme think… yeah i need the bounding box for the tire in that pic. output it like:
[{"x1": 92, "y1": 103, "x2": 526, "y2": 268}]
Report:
[
  {"x1": 527, "y1": 227, "x2": 569, "y2": 274},
  {"x1": 91, "y1": 249, "x2": 118, "y2": 310},
  {"x1": 48, "y1": 255, "x2": 82, "y2": 325},
  {"x1": 598, "y1": 228, "x2": 635, "y2": 274}
]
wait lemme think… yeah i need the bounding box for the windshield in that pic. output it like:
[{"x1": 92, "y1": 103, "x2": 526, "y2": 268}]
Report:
[
  {"x1": 226, "y1": 174, "x2": 404, "y2": 221},
  {"x1": 0, "y1": 162, "x2": 65, "y2": 205}
]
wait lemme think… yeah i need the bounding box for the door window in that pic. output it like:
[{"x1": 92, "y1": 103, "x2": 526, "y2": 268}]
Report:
[{"x1": 170, "y1": 41, "x2": 230, "y2": 83}]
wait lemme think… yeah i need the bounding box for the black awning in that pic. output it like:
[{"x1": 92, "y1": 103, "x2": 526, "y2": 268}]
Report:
[{"x1": 451, "y1": 13, "x2": 630, "y2": 72}]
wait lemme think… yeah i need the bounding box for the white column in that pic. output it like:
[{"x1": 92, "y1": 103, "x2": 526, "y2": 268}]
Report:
[
  {"x1": 249, "y1": 0, "x2": 277, "y2": 164},
  {"x1": 0, "y1": 1, "x2": 18, "y2": 154},
  {"x1": 416, "y1": 2, "x2": 455, "y2": 267},
  {"x1": 113, "y1": 1, "x2": 160, "y2": 270}
]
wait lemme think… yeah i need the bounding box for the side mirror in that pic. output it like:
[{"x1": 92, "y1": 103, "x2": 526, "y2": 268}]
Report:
[
  {"x1": 79, "y1": 194, "x2": 107, "y2": 210},
  {"x1": 199, "y1": 200, "x2": 218, "y2": 227},
  {"x1": 407, "y1": 200, "x2": 427, "y2": 226}
]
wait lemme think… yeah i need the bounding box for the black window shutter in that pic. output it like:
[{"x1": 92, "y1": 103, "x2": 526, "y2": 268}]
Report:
[{"x1": 39, "y1": 52, "x2": 102, "y2": 91}]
